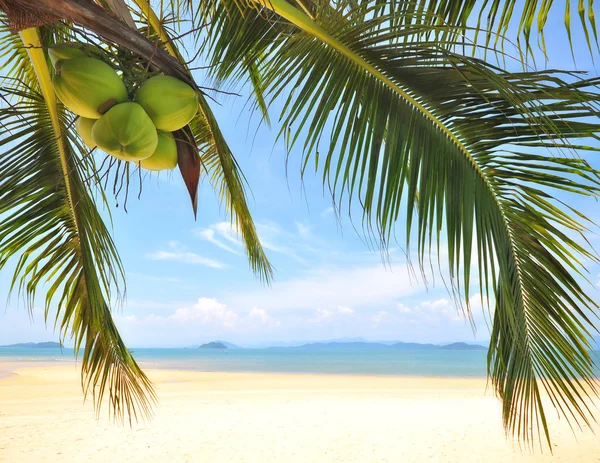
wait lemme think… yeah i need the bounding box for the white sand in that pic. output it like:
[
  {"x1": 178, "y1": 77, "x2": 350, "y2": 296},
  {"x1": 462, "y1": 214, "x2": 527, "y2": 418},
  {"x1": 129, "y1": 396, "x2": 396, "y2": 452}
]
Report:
[{"x1": 1, "y1": 364, "x2": 599, "y2": 462}]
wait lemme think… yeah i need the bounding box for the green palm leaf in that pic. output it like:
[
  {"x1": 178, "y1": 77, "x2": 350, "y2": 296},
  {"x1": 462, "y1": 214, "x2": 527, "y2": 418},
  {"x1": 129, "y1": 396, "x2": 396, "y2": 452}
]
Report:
[
  {"x1": 278, "y1": 0, "x2": 599, "y2": 59},
  {"x1": 194, "y1": 0, "x2": 600, "y2": 445},
  {"x1": 0, "y1": 26, "x2": 154, "y2": 421}
]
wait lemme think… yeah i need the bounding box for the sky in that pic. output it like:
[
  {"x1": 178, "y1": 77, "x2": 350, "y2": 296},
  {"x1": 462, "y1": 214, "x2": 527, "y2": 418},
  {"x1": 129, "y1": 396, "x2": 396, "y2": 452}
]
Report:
[{"x1": 2, "y1": 7, "x2": 600, "y2": 348}]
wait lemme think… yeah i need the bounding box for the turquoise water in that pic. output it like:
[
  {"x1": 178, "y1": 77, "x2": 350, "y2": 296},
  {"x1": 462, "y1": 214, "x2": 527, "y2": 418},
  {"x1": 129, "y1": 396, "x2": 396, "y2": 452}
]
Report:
[
  {"x1": 0, "y1": 346, "x2": 486, "y2": 377},
  {"x1": 1, "y1": 347, "x2": 598, "y2": 378}
]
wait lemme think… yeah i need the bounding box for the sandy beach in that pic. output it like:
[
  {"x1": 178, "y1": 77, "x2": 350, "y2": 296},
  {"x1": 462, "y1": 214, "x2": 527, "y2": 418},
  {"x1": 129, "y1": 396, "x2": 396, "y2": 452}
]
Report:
[{"x1": 1, "y1": 363, "x2": 599, "y2": 462}]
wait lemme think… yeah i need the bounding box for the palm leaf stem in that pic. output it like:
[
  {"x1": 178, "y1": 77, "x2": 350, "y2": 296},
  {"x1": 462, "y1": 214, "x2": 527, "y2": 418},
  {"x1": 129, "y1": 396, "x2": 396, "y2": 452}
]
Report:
[
  {"x1": 19, "y1": 28, "x2": 76, "y2": 221},
  {"x1": 256, "y1": 0, "x2": 470, "y2": 158}
]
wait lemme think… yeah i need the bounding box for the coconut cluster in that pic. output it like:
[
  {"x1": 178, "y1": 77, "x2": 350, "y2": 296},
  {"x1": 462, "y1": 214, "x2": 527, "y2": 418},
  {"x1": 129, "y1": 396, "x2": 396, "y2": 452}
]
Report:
[{"x1": 49, "y1": 45, "x2": 199, "y2": 171}]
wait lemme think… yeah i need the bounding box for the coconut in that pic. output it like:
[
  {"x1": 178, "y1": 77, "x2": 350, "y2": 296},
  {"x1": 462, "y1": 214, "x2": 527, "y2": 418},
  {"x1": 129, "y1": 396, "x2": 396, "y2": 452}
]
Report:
[
  {"x1": 48, "y1": 45, "x2": 87, "y2": 68},
  {"x1": 134, "y1": 75, "x2": 198, "y2": 132},
  {"x1": 53, "y1": 58, "x2": 128, "y2": 119},
  {"x1": 75, "y1": 117, "x2": 97, "y2": 150},
  {"x1": 92, "y1": 102, "x2": 158, "y2": 161},
  {"x1": 140, "y1": 132, "x2": 178, "y2": 171}
]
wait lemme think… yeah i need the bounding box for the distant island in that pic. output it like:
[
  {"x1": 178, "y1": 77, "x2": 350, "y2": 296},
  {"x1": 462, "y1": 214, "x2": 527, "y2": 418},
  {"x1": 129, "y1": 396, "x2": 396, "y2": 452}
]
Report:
[
  {"x1": 270, "y1": 341, "x2": 486, "y2": 350},
  {"x1": 199, "y1": 342, "x2": 227, "y2": 349},
  {"x1": 214, "y1": 340, "x2": 240, "y2": 349},
  {"x1": 191, "y1": 340, "x2": 240, "y2": 349},
  {"x1": 440, "y1": 342, "x2": 486, "y2": 351},
  {"x1": 0, "y1": 342, "x2": 61, "y2": 348}
]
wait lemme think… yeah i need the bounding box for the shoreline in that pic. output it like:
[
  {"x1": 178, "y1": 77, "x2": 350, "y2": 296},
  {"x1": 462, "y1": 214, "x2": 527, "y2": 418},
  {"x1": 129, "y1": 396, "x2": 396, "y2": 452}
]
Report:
[
  {"x1": 0, "y1": 356, "x2": 491, "y2": 380},
  {"x1": 0, "y1": 362, "x2": 489, "y2": 388}
]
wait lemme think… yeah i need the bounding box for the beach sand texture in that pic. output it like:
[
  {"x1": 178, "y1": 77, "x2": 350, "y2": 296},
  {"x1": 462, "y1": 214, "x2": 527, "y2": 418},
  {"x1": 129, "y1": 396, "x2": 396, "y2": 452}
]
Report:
[{"x1": 1, "y1": 364, "x2": 599, "y2": 462}]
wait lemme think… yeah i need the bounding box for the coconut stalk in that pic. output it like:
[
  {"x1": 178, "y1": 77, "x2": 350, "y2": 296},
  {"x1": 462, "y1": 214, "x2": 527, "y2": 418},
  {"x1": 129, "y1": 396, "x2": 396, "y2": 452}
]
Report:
[{"x1": 5, "y1": 0, "x2": 193, "y2": 86}]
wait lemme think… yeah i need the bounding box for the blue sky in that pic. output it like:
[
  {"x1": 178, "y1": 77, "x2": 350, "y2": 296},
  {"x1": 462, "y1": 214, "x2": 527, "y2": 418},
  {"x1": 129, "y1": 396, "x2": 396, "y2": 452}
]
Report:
[{"x1": 2, "y1": 11, "x2": 600, "y2": 347}]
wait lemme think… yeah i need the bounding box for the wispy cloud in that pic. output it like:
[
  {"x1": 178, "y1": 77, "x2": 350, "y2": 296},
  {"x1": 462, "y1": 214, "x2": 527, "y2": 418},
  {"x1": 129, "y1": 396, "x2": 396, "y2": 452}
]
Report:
[
  {"x1": 295, "y1": 221, "x2": 311, "y2": 238},
  {"x1": 321, "y1": 207, "x2": 334, "y2": 217},
  {"x1": 148, "y1": 251, "x2": 227, "y2": 269},
  {"x1": 196, "y1": 220, "x2": 335, "y2": 265},
  {"x1": 148, "y1": 240, "x2": 228, "y2": 268},
  {"x1": 194, "y1": 227, "x2": 242, "y2": 255},
  {"x1": 256, "y1": 221, "x2": 309, "y2": 263},
  {"x1": 225, "y1": 263, "x2": 421, "y2": 312},
  {"x1": 212, "y1": 222, "x2": 243, "y2": 246}
]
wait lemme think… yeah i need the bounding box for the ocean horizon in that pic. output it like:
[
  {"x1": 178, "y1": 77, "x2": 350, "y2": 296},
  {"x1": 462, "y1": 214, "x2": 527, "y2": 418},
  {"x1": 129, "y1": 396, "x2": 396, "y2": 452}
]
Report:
[{"x1": 2, "y1": 346, "x2": 599, "y2": 378}]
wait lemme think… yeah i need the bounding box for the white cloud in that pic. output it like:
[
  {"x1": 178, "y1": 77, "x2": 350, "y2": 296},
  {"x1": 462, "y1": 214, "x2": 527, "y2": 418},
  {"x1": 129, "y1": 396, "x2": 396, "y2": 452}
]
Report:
[
  {"x1": 467, "y1": 293, "x2": 485, "y2": 311},
  {"x1": 336, "y1": 305, "x2": 354, "y2": 315},
  {"x1": 194, "y1": 225, "x2": 243, "y2": 255},
  {"x1": 309, "y1": 305, "x2": 355, "y2": 323},
  {"x1": 295, "y1": 221, "x2": 311, "y2": 238},
  {"x1": 256, "y1": 222, "x2": 308, "y2": 263},
  {"x1": 420, "y1": 298, "x2": 451, "y2": 311},
  {"x1": 406, "y1": 298, "x2": 463, "y2": 324},
  {"x1": 248, "y1": 307, "x2": 279, "y2": 327},
  {"x1": 397, "y1": 303, "x2": 411, "y2": 314},
  {"x1": 197, "y1": 221, "x2": 313, "y2": 263},
  {"x1": 225, "y1": 264, "x2": 420, "y2": 313},
  {"x1": 171, "y1": 297, "x2": 239, "y2": 327},
  {"x1": 122, "y1": 299, "x2": 279, "y2": 331},
  {"x1": 212, "y1": 222, "x2": 243, "y2": 246},
  {"x1": 167, "y1": 240, "x2": 183, "y2": 251},
  {"x1": 310, "y1": 308, "x2": 334, "y2": 323},
  {"x1": 371, "y1": 310, "x2": 390, "y2": 325},
  {"x1": 148, "y1": 250, "x2": 228, "y2": 269},
  {"x1": 321, "y1": 207, "x2": 334, "y2": 217}
]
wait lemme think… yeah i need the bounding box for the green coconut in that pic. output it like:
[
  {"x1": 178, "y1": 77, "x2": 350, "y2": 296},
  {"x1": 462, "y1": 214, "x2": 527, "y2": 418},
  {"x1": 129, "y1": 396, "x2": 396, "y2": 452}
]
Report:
[
  {"x1": 92, "y1": 102, "x2": 158, "y2": 161},
  {"x1": 53, "y1": 58, "x2": 128, "y2": 119},
  {"x1": 140, "y1": 132, "x2": 178, "y2": 171},
  {"x1": 75, "y1": 117, "x2": 97, "y2": 150},
  {"x1": 134, "y1": 75, "x2": 198, "y2": 132},
  {"x1": 48, "y1": 45, "x2": 87, "y2": 68}
]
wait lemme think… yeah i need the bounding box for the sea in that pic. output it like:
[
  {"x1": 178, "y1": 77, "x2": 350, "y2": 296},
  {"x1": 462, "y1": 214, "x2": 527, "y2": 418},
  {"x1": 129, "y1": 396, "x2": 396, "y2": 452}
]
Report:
[{"x1": 1, "y1": 346, "x2": 599, "y2": 378}]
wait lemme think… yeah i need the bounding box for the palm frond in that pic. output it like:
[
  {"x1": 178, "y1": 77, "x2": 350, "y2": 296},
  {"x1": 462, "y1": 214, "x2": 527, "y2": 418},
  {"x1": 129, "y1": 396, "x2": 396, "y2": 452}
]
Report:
[
  {"x1": 209, "y1": 0, "x2": 600, "y2": 445},
  {"x1": 282, "y1": 0, "x2": 598, "y2": 60},
  {"x1": 0, "y1": 26, "x2": 155, "y2": 422},
  {"x1": 133, "y1": 0, "x2": 273, "y2": 282}
]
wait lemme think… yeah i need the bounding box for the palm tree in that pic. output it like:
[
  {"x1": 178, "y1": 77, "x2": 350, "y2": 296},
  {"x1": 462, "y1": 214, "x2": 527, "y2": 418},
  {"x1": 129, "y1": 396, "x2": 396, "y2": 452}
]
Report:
[{"x1": 1, "y1": 0, "x2": 600, "y2": 446}]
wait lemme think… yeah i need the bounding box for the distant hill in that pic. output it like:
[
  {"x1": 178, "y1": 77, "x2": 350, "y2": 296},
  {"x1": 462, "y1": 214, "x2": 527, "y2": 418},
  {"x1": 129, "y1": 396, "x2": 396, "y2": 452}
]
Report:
[
  {"x1": 199, "y1": 342, "x2": 227, "y2": 349},
  {"x1": 391, "y1": 342, "x2": 437, "y2": 350},
  {"x1": 440, "y1": 342, "x2": 486, "y2": 351},
  {"x1": 0, "y1": 342, "x2": 61, "y2": 348},
  {"x1": 272, "y1": 342, "x2": 389, "y2": 349},
  {"x1": 214, "y1": 340, "x2": 241, "y2": 349},
  {"x1": 270, "y1": 341, "x2": 486, "y2": 350}
]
